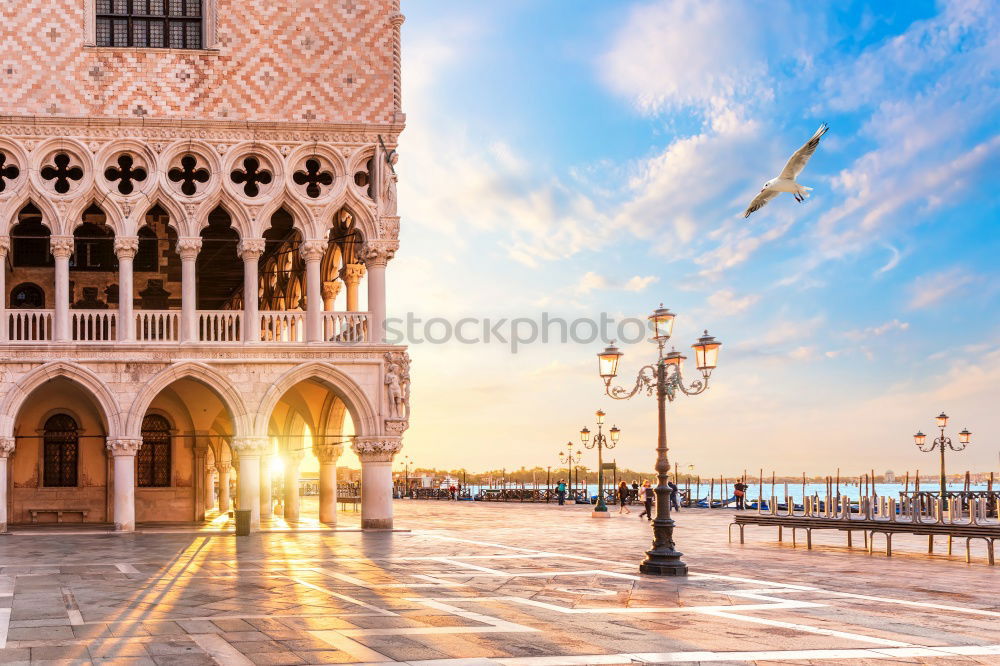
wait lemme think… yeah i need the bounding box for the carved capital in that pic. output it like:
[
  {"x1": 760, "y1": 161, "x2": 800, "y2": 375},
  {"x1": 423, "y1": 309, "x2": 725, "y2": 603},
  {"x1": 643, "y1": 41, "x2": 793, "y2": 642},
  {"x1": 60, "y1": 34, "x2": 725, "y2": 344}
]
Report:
[
  {"x1": 0, "y1": 237, "x2": 10, "y2": 258},
  {"x1": 362, "y1": 242, "x2": 396, "y2": 267},
  {"x1": 49, "y1": 236, "x2": 74, "y2": 258},
  {"x1": 0, "y1": 437, "x2": 15, "y2": 458},
  {"x1": 322, "y1": 280, "x2": 342, "y2": 302},
  {"x1": 389, "y1": 12, "x2": 405, "y2": 27},
  {"x1": 284, "y1": 448, "x2": 305, "y2": 465},
  {"x1": 232, "y1": 437, "x2": 270, "y2": 456},
  {"x1": 299, "y1": 239, "x2": 327, "y2": 263},
  {"x1": 238, "y1": 238, "x2": 266, "y2": 261},
  {"x1": 215, "y1": 461, "x2": 232, "y2": 474},
  {"x1": 351, "y1": 437, "x2": 402, "y2": 463},
  {"x1": 314, "y1": 443, "x2": 344, "y2": 464},
  {"x1": 107, "y1": 438, "x2": 143, "y2": 456},
  {"x1": 176, "y1": 237, "x2": 203, "y2": 260},
  {"x1": 114, "y1": 236, "x2": 139, "y2": 259},
  {"x1": 343, "y1": 263, "x2": 366, "y2": 285}
]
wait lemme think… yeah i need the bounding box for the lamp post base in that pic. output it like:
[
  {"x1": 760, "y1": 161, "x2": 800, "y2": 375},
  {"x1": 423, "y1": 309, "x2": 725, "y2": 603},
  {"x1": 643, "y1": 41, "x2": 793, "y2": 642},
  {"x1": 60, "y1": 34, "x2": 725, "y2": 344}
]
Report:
[
  {"x1": 639, "y1": 550, "x2": 688, "y2": 576},
  {"x1": 591, "y1": 510, "x2": 610, "y2": 518}
]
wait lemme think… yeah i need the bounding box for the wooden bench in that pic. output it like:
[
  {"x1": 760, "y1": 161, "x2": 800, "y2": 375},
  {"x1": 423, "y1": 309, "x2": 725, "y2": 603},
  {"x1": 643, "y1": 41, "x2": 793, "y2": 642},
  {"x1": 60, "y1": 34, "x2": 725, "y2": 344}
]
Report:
[
  {"x1": 730, "y1": 514, "x2": 1000, "y2": 565},
  {"x1": 338, "y1": 496, "x2": 360, "y2": 512},
  {"x1": 28, "y1": 509, "x2": 89, "y2": 524}
]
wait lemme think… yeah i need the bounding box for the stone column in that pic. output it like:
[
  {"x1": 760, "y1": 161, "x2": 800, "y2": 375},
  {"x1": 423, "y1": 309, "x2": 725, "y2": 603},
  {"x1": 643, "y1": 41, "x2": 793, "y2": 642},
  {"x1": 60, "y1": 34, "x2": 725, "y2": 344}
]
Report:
[
  {"x1": 363, "y1": 248, "x2": 391, "y2": 343},
  {"x1": 176, "y1": 238, "x2": 202, "y2": 342},
  {"x1": 0, "y1": 438, "x2": 14, "y2": 532},
  {"x1": 216, "y1": 461, "x2": 231, "y2": 513},
  {"x1": 114, "y1": 237, "x2": 138, "y2": 341},
  {"x1": 299, "y1": 240, "x2": 326, "y2": 342},
  {"x1": 50, "y1": 236, "x2": 74, "y2": 342},
  {"x1": 260, "y1": 454, "x2": 273, "y2": 519},
  {"x1": 238, "y1": 239, "x2": 265, "y2": 342},
  {"x1": 315, "y1": 443, "x2": 344, "y2": 525},
  {"x1": 283, "y1": 450, "x2": 304, "y2": 522},
  {"x1": 352, "y1": 438, "x2": 402, "y2": 529},
  {"x1": 205, "y1": 466, "x2": 216, "y2": 512},
  {"x1": 193, "y1": 444, "x2": 208, "y2": 522},
  {"x1": 322, "y1": 281, "x2": 341, "y2": 311},
  {"x1": 107, "y1": 438, "x2": 142, "y2": 532},
  {"x1": 234, "y1": 438, "x2": 269, "y2": 531},
  {"x1": 343, "y1": 263, "x2": 365, "y2": 312},
  {"x1": 0, "y1": 238, "x2": 9, "y2": 342}
]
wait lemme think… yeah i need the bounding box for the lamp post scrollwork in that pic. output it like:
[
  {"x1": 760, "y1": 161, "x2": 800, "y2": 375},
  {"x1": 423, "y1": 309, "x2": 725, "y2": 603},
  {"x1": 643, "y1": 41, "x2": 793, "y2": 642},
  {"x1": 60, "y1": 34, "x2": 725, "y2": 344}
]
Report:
[{"x1": 581, "y1": 410, "x2": 620, "y2": 516}]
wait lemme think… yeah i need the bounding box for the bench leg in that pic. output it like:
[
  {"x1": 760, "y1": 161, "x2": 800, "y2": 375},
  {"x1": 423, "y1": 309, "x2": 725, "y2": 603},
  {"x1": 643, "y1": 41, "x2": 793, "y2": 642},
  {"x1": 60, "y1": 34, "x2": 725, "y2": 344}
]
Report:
[
  {"x1": 740, "y1": 525, "x2": 745, "y2": 545},
  {"x1": 868, "y1": 532, "x2": 873, "y2": 555},
  {"x1": 791, "y1": 527, "x2": 796, "y2": 548},
  {"x1": 948, "y1": 535, "x2": 953, "y2": 556},
  {"x1": 777, "y1": 525, "x2": 782, "y2": 542},
  {"x1": 989, "y1": 540, "x2": 995, "y2": 566},
  {"x1": 847, "y1": 530, "x2": 853, "y2": 549},
  {"x1": 728, "y1": 523, "x2": 733, "y2": 543},
  {"x1": 966, "y1": 537, "x2": 972, "y2": 564},
  {"x1": 886, "y1": 533, "x2": 892, "y2": 557},
  {"x1": 928, "y1": 535, "x2": 934, "y2": 554},
  {"x1": 864, "y1": 530, "x2": 868, "y2": 550},
  {"x1": 806, "y1": 528, "x2": 812, "y2": 550}
]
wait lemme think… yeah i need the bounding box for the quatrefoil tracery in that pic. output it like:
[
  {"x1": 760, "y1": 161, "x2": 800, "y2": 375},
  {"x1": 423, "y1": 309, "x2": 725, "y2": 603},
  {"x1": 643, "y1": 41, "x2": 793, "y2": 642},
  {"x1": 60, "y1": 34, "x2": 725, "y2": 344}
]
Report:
[
  {"x1": 104, "y1": 154, "x2": 148, "y2": 195},
  {"x1": 0, "y1": 152, "x2": 19, "y2": 193},
  {"x1": 41, "y1": 153, "x2": 83, "y2": 195},
  {"x1": 230, "y1": 156, "x2": 272, "y2": 198},
  {"x1": 168, "y1": 154, "x2": 211, "y2": 196},
  {"x1": 293, "y1": 158, "x2": 334, "y2": 199}
]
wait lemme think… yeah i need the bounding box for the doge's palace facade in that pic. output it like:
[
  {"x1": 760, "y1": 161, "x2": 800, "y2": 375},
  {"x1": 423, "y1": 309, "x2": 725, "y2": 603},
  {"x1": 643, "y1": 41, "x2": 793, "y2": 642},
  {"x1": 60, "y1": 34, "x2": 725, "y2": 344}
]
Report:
[{"x1": 0, "y1": 1, "x2": 408, "y2": 531}]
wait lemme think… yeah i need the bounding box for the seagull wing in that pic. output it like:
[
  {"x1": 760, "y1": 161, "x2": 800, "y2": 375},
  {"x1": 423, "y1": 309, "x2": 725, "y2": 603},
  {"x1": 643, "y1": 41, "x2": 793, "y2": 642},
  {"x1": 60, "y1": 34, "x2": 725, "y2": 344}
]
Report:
[
  {"x1": 779, "y1": 123, "x2": 829, "y2": 180},
  {"x1": 743, "y1": 189, "x2": 779, "y2": 218}
]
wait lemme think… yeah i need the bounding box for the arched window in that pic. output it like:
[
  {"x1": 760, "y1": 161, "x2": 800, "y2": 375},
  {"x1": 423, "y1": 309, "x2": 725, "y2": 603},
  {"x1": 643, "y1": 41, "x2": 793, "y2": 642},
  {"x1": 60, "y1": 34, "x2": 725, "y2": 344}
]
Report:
[
  {"x1": 11, "y1": 205, "x2": 52, "y2": 267},
  {"x1": 10, "y1": 283, "x2": 45, "y2": 308},
  {"x1": 43, "y1": 414, "x2": 79, "y2": 487},
  {"x1": 138, "y1": 414, "x2": 171, "y2": 487},
  {"x1": 135, "y1": 226, "x2": 159, "y2": 271}
]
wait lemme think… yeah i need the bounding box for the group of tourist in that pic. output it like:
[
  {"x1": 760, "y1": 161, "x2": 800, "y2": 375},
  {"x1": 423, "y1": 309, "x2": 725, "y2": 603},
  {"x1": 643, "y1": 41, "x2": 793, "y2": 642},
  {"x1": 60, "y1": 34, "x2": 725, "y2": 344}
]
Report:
[{"x1": 554, "y1": 478, "x2": 682, "y2": 522}]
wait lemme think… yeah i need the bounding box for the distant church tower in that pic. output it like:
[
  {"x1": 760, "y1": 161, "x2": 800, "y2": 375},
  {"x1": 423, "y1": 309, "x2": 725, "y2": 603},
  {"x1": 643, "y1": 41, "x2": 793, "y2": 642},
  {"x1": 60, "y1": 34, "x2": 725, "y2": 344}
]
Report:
[{"x1": 0, "y1": 1, "x2": 408, "y2": 532}]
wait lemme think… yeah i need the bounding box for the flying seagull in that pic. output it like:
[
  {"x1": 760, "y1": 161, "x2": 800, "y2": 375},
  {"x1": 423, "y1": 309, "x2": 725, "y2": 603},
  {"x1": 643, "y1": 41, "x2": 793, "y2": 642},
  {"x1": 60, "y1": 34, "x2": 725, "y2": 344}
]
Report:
[{"x1": 743, "y1": 123, "x2": 829, "y2": 219}]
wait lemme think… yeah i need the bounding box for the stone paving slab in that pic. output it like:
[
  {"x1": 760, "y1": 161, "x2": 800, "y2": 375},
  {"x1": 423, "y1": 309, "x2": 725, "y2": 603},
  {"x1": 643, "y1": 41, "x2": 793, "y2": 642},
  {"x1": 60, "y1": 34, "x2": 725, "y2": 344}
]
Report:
[{"x1": 0, "y1": 501, "x2": 997, "y2": 664}]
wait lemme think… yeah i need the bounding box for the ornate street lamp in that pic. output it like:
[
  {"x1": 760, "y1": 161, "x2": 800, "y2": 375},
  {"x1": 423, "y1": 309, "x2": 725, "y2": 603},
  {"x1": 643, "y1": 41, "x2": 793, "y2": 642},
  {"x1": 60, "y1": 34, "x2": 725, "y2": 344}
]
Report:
[
  {"x1": 581, "y1": 410, "x2": 620, "y2": 517},
  {"x1": 597, "y1": 304, "x2": 721, "y2": 576},
  {"x1": 559, "y1": 442, "x2": 583, "y2": 500},
  {"x1": 914, "y1": 412, "x2": 971, "y2": 500}
]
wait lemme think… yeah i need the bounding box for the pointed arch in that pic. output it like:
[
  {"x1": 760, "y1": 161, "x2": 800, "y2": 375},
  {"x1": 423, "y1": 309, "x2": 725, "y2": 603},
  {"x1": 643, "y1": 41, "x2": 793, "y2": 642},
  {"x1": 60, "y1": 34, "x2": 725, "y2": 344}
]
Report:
[
  {"x1": 254, "y1": 362, "x2": 378, "y2": 439},
  {"x1": 255, "y1": 195, "x2": 311, "y2": 240},
  {"x1": 195, "y1": 191, "x2": 249, "y2": 240},
  {"x1": 132, "y1": 189, "x2": 186, "y2": 236},
  {"x1": 62, "y1": 190, "x2": 126, "y2": 237},
  {"x1": 126, "y1": 361, "x2": 250, "y2": 439},
  {"x1": 0, "y1": 361, "x2": 123, "y2": 438},
  {"x1": 1, "y1": 187, "x2": 60, "y2": 236}
]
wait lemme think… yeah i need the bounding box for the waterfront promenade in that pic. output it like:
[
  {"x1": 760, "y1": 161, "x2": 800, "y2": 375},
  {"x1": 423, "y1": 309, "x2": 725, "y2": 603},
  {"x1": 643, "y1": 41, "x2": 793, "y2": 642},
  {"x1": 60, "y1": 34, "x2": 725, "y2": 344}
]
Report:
[{"x1": 0, "y1": 501, "x2": 997, "y2": 664}]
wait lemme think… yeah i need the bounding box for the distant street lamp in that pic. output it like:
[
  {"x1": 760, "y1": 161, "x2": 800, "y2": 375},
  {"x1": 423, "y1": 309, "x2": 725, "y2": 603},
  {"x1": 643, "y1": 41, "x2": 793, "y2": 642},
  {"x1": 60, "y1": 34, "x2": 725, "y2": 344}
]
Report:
[
  {"x1": 581, "y1": 410, "x2": 620, "y2": 517},
  {"x1": 914, "y1": 412, "x2": 971, "y2": 500},
  {"x1": 559, "y1": 442, "x2": 583, "y2": 499},
  {"x1": 597, "y1": 304, "x2": 721, "y2": 576},
  {"x1": 399, "y1": 455, "x2": 412, "y2": 496}
]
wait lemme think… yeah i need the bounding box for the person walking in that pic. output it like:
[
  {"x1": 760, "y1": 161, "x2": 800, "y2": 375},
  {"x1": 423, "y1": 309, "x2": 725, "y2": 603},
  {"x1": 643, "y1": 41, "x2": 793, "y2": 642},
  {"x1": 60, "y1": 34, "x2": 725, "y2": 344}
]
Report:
[
  {"x1": 734, "y1": 481, "x2": 747, "y2": 510},
  {"x1": 617, "y1": 481, "x2": 631, "y2": 514},
  {"x1": 667, "y1": 480, "x2": 680, "y2": 510},
  {"x1": 638, "y1": 481, "x2": 654, "y2": 521},
  {"x1": 631, "y1": 480, "x2": 640, "y2": 505},
  {"x1": 556, "y1": 479, "x2": 567, "y2": 505}
]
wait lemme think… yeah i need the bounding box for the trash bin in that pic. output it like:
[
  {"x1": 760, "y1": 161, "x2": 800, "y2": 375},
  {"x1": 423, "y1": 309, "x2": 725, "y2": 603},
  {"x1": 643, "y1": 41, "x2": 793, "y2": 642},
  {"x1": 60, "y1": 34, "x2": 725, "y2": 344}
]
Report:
[{"x1": 234, "y1": 509, "x2": 252, "y2": 536}]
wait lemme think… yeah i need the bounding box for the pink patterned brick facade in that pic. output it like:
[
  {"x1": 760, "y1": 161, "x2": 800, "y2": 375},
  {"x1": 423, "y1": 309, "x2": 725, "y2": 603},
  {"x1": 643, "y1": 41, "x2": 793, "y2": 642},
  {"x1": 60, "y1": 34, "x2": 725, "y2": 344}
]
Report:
[{"x1": 0, "y1": 0, "x2": 402, "y2": 125}]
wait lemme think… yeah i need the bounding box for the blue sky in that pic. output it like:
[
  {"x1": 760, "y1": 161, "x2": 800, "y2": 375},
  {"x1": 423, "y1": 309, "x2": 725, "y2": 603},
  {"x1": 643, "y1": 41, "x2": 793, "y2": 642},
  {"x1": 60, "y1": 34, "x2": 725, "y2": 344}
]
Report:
[{"x1": 384, "y1": 0, "x2": 1000, "y2": 476}]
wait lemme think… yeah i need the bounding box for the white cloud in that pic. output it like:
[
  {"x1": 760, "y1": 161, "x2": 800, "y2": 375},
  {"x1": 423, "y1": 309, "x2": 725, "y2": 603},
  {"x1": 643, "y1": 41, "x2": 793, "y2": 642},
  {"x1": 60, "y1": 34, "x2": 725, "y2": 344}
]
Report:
[
  {"x1": 843, "y1": 319, "x2": 909, "y2": 342},
  {"x1": 907, "y1": 268, "x2": 979, "y2": 310},
  {"x1": 707, "y1": 289, "x2": 759, "y2": 316},
  {"x1": 576, "y1": 271, "x2": 658, "y2": 295}
]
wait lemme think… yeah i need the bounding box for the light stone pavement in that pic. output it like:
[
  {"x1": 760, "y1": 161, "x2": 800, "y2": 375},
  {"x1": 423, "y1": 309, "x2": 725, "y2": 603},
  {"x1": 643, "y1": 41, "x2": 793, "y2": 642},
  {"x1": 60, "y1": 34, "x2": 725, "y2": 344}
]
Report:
[{"x1": 0, "y1": 500, "x2": 997, "y2": 665}]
